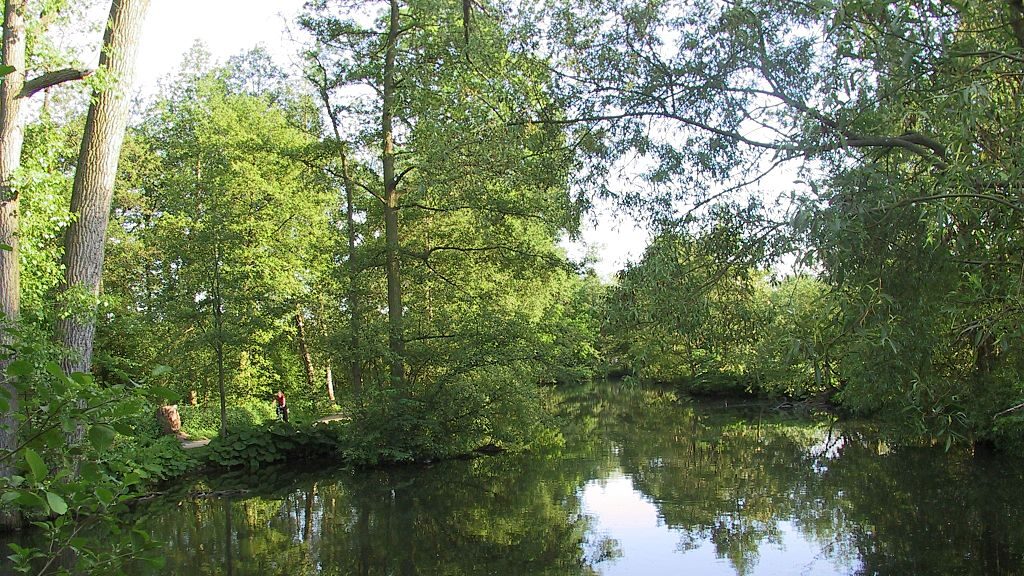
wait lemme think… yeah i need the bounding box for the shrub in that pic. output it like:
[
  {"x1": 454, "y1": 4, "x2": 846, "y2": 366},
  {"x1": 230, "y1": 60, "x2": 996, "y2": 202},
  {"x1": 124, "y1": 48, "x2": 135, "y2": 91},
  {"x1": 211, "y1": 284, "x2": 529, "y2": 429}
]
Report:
[{"x1": 204, "y1": 420, "x2": 347, "y2": 470}]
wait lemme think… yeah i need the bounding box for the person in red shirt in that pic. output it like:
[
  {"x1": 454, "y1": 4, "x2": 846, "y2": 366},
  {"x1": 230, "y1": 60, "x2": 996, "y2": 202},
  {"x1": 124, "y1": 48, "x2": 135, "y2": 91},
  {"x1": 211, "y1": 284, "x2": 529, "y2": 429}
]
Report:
[{"x1": 274, "y1": 390, "x2": 288, "y2": 422}]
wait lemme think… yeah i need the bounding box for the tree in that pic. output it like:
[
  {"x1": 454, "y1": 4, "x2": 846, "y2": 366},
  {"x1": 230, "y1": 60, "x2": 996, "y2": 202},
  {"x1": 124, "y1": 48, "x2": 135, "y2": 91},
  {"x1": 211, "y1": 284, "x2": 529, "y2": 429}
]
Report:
[
  {"x1": 604, "y1": 220, "x2": 770, "y2": 391},
  {"x1": 299, "y1": 0, "x2": 583, "y2": 454},
  {"x1": 304, "y1": 50, "x2": 371, "y2": 398},
  {"x1": 1, "y1": 0, "x2": 94, "y2": 530},
  {"x1": 99, "y1": 52, "x2": 333, "y2": 434},
  {"x1": 539, "y1": 0, "x2": 1024, "y2": 445},
  {"x1": 56, "y1": 0, "x2": 151, "y2": 379}
]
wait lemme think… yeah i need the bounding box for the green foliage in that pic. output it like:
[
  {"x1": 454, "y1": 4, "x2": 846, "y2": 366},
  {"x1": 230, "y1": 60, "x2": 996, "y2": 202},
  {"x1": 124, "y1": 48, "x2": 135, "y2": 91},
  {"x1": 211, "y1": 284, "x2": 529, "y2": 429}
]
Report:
[
  {"x1": 105, "y1": 435, "x2": 197, "y2": 485},
  {"x1": 537, "y1": 0, "x2": 1024, "y2": 449},
  {"x1": 603, "y1": 224, "x2": 773, "y2": 391},
  {"x1": 0, "y1": 344, "x2": 170, "y2": 574},
  {"x1": 16, "y1": 116, "x2": 81, "y2": 325},
  {"x1": 98, "y1": 47, "x2": 335, "y2": 421},
  {"x1": 178, "y1": 399, "x2": 278, "y2": 440},
  {"x1": 204, "y1": 420, "x2": 346, "y2": 469},
  {"x1": 299, "y1": 0, "x2": 587, "y2": 460},
  {"x1": 789, "y1": 0, "x2": 1024, "y2": 444}
]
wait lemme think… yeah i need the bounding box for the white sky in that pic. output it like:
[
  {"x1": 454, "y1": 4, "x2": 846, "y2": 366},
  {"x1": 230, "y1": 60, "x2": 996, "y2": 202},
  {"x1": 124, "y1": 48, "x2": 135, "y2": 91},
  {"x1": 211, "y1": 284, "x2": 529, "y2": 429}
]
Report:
[
  {"x1": 125, "y1": 0, "x2": 646, "y2": 278},
  {"x1": 135, "y1": 0, "x2": 308, "y2": 92}
]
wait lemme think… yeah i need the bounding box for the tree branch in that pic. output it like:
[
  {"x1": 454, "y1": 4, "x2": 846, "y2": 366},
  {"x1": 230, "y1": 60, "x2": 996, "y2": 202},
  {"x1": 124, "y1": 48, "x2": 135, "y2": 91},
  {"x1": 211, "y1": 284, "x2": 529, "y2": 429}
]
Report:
[
  {"x1": 20, "y1": 67, "x2": 94, "y2": 98},
  {"x1": 870, "y1": 193, "x2": 1024, "y2": 214}
]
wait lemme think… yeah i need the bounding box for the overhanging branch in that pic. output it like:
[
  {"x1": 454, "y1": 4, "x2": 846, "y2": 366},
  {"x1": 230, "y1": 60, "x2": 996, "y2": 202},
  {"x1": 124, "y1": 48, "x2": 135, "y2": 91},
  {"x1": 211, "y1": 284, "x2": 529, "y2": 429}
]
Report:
[{"x1": 20, "y1": 67, "x2": 94, "y2": 98}]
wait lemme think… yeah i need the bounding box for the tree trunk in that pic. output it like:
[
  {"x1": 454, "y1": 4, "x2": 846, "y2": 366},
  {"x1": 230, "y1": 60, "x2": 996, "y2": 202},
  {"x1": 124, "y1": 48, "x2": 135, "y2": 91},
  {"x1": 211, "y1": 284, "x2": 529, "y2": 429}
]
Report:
[
  {"x1": 295, "y1": 307, "x2": 317, "y2": 392},
  {"x1": 0, "y1": 0, "x2": 26, "y2": 326},
  {"x1": 155, "y1": 404, "x2": 183, "y2": 437},
  {"x1": 0, "y1": 0, "x2": 96, "y2": 531},
  {"x1": 326, "y1": 363, "x2": 335, "y2": 403},
  {"x1": 382, "y1": 0, "x2": 405, "y2": 387},
  {"x1": 214, "y1": 240, "x2": 227, "y2": 437},
  {"x1": 0, "y1": 2, "x2": 27, "y2": 531},
  {"x1": 56, "y1": 0, "x2": 151, "y2": 378},
  {"x1": 1008, "y1": 0, "x2": 1024, "y2": 50},
  {"x1": 309, "y1": 56, "x2": 364, "y2": 397},
  {"x1": 341, "y1": 154, "x2": 363, "y2": 397}
]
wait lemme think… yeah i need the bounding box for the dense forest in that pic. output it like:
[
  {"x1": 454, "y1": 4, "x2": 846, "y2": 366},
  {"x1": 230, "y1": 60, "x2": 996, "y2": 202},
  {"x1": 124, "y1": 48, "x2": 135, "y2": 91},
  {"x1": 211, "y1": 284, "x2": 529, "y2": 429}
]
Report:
[{"x1": 1, "y1": 0, "x2": 1022, "y2": 570}]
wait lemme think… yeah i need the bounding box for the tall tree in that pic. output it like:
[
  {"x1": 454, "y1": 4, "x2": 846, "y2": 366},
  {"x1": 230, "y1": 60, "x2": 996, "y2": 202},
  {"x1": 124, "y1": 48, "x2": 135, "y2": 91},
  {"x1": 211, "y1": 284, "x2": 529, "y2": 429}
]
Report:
[
  {"x1": 300, "y1": 0, "x2": 580, "y2": 390},
  {"x1": 540, "y1": 0, "x2": 1024, "y2": 444},
  {"x1": 0, "y1": 0, "x2": 93, "y2": 530},
  {"x1": 305, "y1": 54, "x2": 366, "y2": 397},
  {"x1": 298, "y1": 0, "x2": 588, "y2": 457},
  {"x1": 56, "y1": 0, "x2": 151, "y2": 377},
  {"x1": 99, "y1": 53, "x2": 333, "y2": 433},
  {"x1": 380, "y1": 0, "x2": 405, "y2": 387}
]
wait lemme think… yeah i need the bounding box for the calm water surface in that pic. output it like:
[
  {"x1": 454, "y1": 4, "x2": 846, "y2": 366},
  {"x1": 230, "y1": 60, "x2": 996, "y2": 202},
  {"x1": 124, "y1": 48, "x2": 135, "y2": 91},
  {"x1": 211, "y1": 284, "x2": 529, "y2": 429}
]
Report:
[{"x1": 105, "y1": 384, "x2": 1024, "y2": 574}]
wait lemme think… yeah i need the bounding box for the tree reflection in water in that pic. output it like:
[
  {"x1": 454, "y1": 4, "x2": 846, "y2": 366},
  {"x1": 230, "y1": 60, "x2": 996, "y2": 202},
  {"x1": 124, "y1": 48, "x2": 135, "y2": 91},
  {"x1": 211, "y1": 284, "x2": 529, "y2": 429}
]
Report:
[{"x1": 111, "y1": 382, "x2": 1024, "y2": 575}]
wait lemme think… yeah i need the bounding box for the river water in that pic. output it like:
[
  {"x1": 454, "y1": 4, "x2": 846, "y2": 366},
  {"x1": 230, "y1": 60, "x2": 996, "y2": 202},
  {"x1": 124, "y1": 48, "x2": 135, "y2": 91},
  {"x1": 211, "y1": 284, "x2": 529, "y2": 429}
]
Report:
[{"x1": 104, "y1": 383, "x2": 1024, "y2": 574}]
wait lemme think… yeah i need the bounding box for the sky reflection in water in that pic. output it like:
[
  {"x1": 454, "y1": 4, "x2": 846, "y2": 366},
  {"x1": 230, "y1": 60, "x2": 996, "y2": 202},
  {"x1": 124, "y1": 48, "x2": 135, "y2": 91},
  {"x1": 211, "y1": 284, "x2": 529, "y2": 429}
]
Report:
[
  {"x1": 13, "y1": 383, "x2": 1023, "y2": 575},
  {"x1": 581, "y1": 470, "x2": 859, "y2": 575}
]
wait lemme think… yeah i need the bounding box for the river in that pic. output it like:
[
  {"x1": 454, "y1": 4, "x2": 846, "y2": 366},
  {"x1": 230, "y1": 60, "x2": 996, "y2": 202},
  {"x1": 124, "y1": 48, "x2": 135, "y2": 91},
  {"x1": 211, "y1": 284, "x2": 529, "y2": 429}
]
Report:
[{"x1": 44, "y1": 383, "x2": 1024, "y2": 574}]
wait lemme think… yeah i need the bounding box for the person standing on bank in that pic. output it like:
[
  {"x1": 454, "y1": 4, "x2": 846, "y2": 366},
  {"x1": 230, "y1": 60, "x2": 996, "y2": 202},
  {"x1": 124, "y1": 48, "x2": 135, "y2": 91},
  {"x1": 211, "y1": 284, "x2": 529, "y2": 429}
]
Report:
[{"x1": 275, "y1": 390, "x2": 288, "y2": 422}]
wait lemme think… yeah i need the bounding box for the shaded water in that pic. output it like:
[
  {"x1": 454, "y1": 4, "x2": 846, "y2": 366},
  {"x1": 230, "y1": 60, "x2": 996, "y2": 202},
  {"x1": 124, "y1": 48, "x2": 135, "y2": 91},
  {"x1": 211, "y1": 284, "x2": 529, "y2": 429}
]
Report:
[{"x1": 40, "y1": 384, "x2": 1024, "y2": 574}]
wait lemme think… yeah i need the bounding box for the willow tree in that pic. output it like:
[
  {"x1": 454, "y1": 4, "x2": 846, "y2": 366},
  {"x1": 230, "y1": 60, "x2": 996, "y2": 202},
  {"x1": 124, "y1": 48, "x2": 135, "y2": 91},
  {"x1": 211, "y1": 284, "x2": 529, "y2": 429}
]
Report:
[{"x1": 540, "y1": 0, "x2": 1024, "y2": 445}]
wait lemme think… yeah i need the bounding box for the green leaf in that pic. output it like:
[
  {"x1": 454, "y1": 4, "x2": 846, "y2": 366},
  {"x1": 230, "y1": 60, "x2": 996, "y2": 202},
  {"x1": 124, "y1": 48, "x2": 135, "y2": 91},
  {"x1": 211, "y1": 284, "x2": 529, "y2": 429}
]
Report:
[
  {"x1": 80, "y1": 462, "x2": 102, "y2": 483},
  {"x1": 88, "y1": 424, "x2": 116, "y2": 452},
  {"x1": 69, "y1": 372, "x2": 94, "y2": 386},
  {"x1": 7, "y1": 360, "x2": 33, "y2": 377},
  {"x1": 148, "y1": 385, "x2": 181, "y2": 403},
  {"x1": 150, "y1": 364, "x2": 172, "y2": 378},
  {"x1": 0, "y1": 65, "x2": 13, "y2": 76},
  {"x1": 95, "y1": 486, "x2": 115, "y2": 506},
  {"x1": 45, "y1": 491, "x2": 68, "y2": 515},
  {"x1": 14, "y1": 490, "x2": 47, "y2": 511},
  {"x1": 44, "y1": 362, "x2": 66, "y2": 380},
  {"x1": 24, "y1": 448, "x2": 46, "y2": 480}
]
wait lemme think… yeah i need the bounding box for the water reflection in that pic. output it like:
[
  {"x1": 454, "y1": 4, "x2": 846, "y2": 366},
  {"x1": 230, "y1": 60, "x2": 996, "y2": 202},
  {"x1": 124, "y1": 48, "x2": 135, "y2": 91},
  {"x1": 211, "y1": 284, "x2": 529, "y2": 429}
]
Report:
[{"x1": 41, "y1": 383, "x2": 1024, "y2": 575}]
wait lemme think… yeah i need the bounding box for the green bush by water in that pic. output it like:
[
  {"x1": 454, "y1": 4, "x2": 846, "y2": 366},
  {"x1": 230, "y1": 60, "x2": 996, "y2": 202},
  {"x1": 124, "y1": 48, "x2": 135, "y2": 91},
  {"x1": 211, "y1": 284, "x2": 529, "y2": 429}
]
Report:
[{"x1": 204, "y1": 420, "x2": 348, "y2": 469}]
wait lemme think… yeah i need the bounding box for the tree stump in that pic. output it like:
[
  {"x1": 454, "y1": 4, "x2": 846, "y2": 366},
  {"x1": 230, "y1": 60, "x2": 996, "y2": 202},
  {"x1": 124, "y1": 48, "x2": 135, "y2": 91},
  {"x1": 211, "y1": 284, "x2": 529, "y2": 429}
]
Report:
[{"x1": 156, "y1": 405, "x2": 184, "y2": 438}]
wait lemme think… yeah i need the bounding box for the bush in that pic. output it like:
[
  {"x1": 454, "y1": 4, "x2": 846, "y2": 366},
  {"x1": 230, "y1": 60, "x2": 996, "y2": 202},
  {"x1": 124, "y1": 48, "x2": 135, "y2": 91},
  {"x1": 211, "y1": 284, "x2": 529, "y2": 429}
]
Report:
[
  {"x1": 204, "y1": 420, "x2": 347, "y2": 469},
  {"x1": 105, "y1": 434, "x2": 197, "y2": 483}
]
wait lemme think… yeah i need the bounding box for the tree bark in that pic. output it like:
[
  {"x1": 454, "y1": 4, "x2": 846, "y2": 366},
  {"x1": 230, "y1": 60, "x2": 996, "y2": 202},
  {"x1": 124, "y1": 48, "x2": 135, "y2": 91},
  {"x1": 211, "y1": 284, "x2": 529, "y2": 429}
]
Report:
[
  {"x1": 341, "y1": 154, "x2": 363, "y2": 397},
  {"x1": 213, "y1": 233, "x2": 227, "y2": 437},
  {"x1": 382, "y1": 0, "x2": 405, "y2": 387},
  {"x1": 0, "y1": 0, "x2": 99, "y2": 531},
  {"x1": 56, "y1": 0, "x2": 151, "y2": 378},
  {"x1": 0, "y1": 0, "x2": 28, "y2": 532},
  {"x1": 295, "y1": 307, "x2": 317, "y2": 392},
  {"x1": 308, "y1": 55, "x2": 363, "y2": 396},
  {"x1": 326, "y1": 363, "x2": 335, "y2": 403},
  {"x1": 1008, "y1": 0, "x2": 1024, "y2": 50}
]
